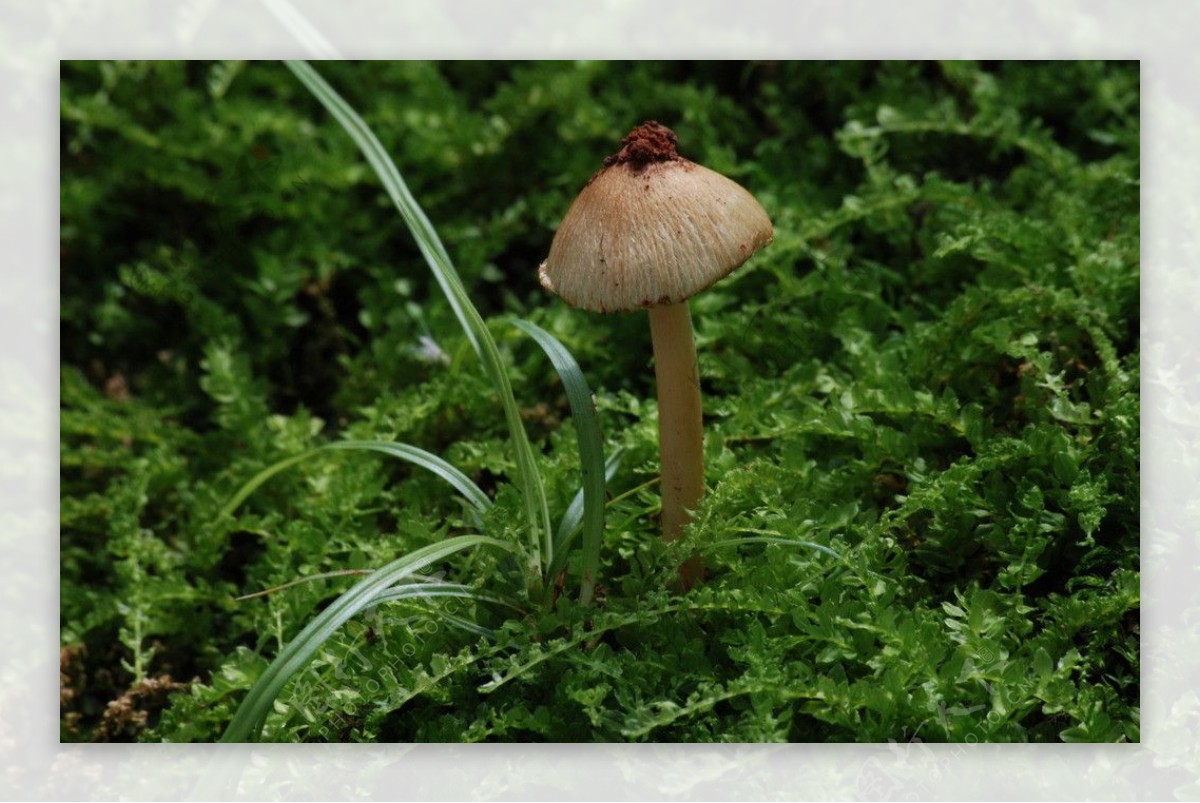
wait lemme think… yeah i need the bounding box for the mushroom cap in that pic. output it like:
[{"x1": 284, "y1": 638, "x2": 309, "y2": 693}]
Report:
[{"x1": 538, "y1": 121, "x2": 774, "y2": 313}]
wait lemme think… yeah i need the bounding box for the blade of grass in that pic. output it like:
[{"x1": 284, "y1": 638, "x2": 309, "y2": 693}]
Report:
[
  {"x1": 548, "y1": 451, "x2": 621, "y2": 606},
  {"x1": 285, "y1": 60, "x2": 552, "y2": 592},
  {"x1": 372, "y1": 581, "x2": 524, "y2": 612},
  {"x1": 326, "y1": 441, "x2": 491, "y2": 514},
  {"x1": 235, "y1": 573, "x2": 526, "y2": 610},
  {"x1": 431, "y1": 614, "x2": 495, "y2": 641},
  {"x1": 507, "y1": 319, "x2": 608, "y2": 607},
  {"x1": 220, "y1": 534, "x2": 516, "y2": 743},
  {"x1": 219, "y1": 440, "x2": 490, "y2": 521},
  {"x1": 552, "y1": 451, "x2": 622, "y2": 563}
]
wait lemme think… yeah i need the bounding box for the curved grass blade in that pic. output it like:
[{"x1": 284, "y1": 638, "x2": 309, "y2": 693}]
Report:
[
  {"x1": 434, "y1": 614, "x2": 495, "y2": 641},
  {"x1": 371, "y1": 582, "x2": 526, "y2": 640},
  {"x1": 285, "y1": 60, "x2": 551, "y2": 591},
  {"x1": 326, "y1": 441, "x2": 491, "y2": 514},
  {"x1": 372, "y1": 581, "x2": 524, "y2": 612},
  {"x1": 508, "y1": 319, "x2": 607, "y2": 606},
  {"x1": 238, "y1": 572, "x2": 523, "y2": 615},
  {"x1": 548, "y1": 451, "x2": 621, "y2": 605},
  {"x1": 220, "y1": 534, "x2": 516, "y2": 742},
  {"x1": 219, "y1": 449, "x2": 319, "y2": 519},
  {"x1": 219, "y1": 440, "x2": 490, "y2": 521},
  {"x1": 552, "y1": 451, "x2": 622, "y2": 561},
  {"x1": 284, "y1": 60, "x2": 473, "y2": 355}
]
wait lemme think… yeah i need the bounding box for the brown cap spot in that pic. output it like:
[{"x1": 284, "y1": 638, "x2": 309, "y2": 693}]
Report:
[{"x1": 603, "y1": 121, "x2": 681, "y2": 170}]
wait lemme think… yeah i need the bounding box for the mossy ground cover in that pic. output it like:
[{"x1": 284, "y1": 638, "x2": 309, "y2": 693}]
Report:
[{"x1": 59, "y1": 60, "x2": 1139, "y2": 743}]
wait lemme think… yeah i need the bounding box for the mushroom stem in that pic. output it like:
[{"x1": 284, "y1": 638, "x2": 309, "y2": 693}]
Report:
[{"x1": 647, "y1": 300, "x2": 706, "y2": 589}]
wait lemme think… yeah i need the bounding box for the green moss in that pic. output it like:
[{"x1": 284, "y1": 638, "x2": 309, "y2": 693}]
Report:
[{"x1": 60, "y1": 60, "x2": 1138, "y2": 742}]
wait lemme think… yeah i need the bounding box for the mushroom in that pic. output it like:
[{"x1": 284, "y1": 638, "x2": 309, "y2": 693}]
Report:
[{"x1": 539, "y1": 121, "x2": 773, "y2": 588}]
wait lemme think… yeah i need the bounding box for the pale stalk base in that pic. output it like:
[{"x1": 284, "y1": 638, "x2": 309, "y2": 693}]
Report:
[{"x1": 648, "y1": 301, "x2": 706, "y2": 589}]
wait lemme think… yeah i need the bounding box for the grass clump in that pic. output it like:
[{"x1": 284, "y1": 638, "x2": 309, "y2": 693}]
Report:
[{"x1": 60, "y1": 60, "x2": 1138, "y2": 742}]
